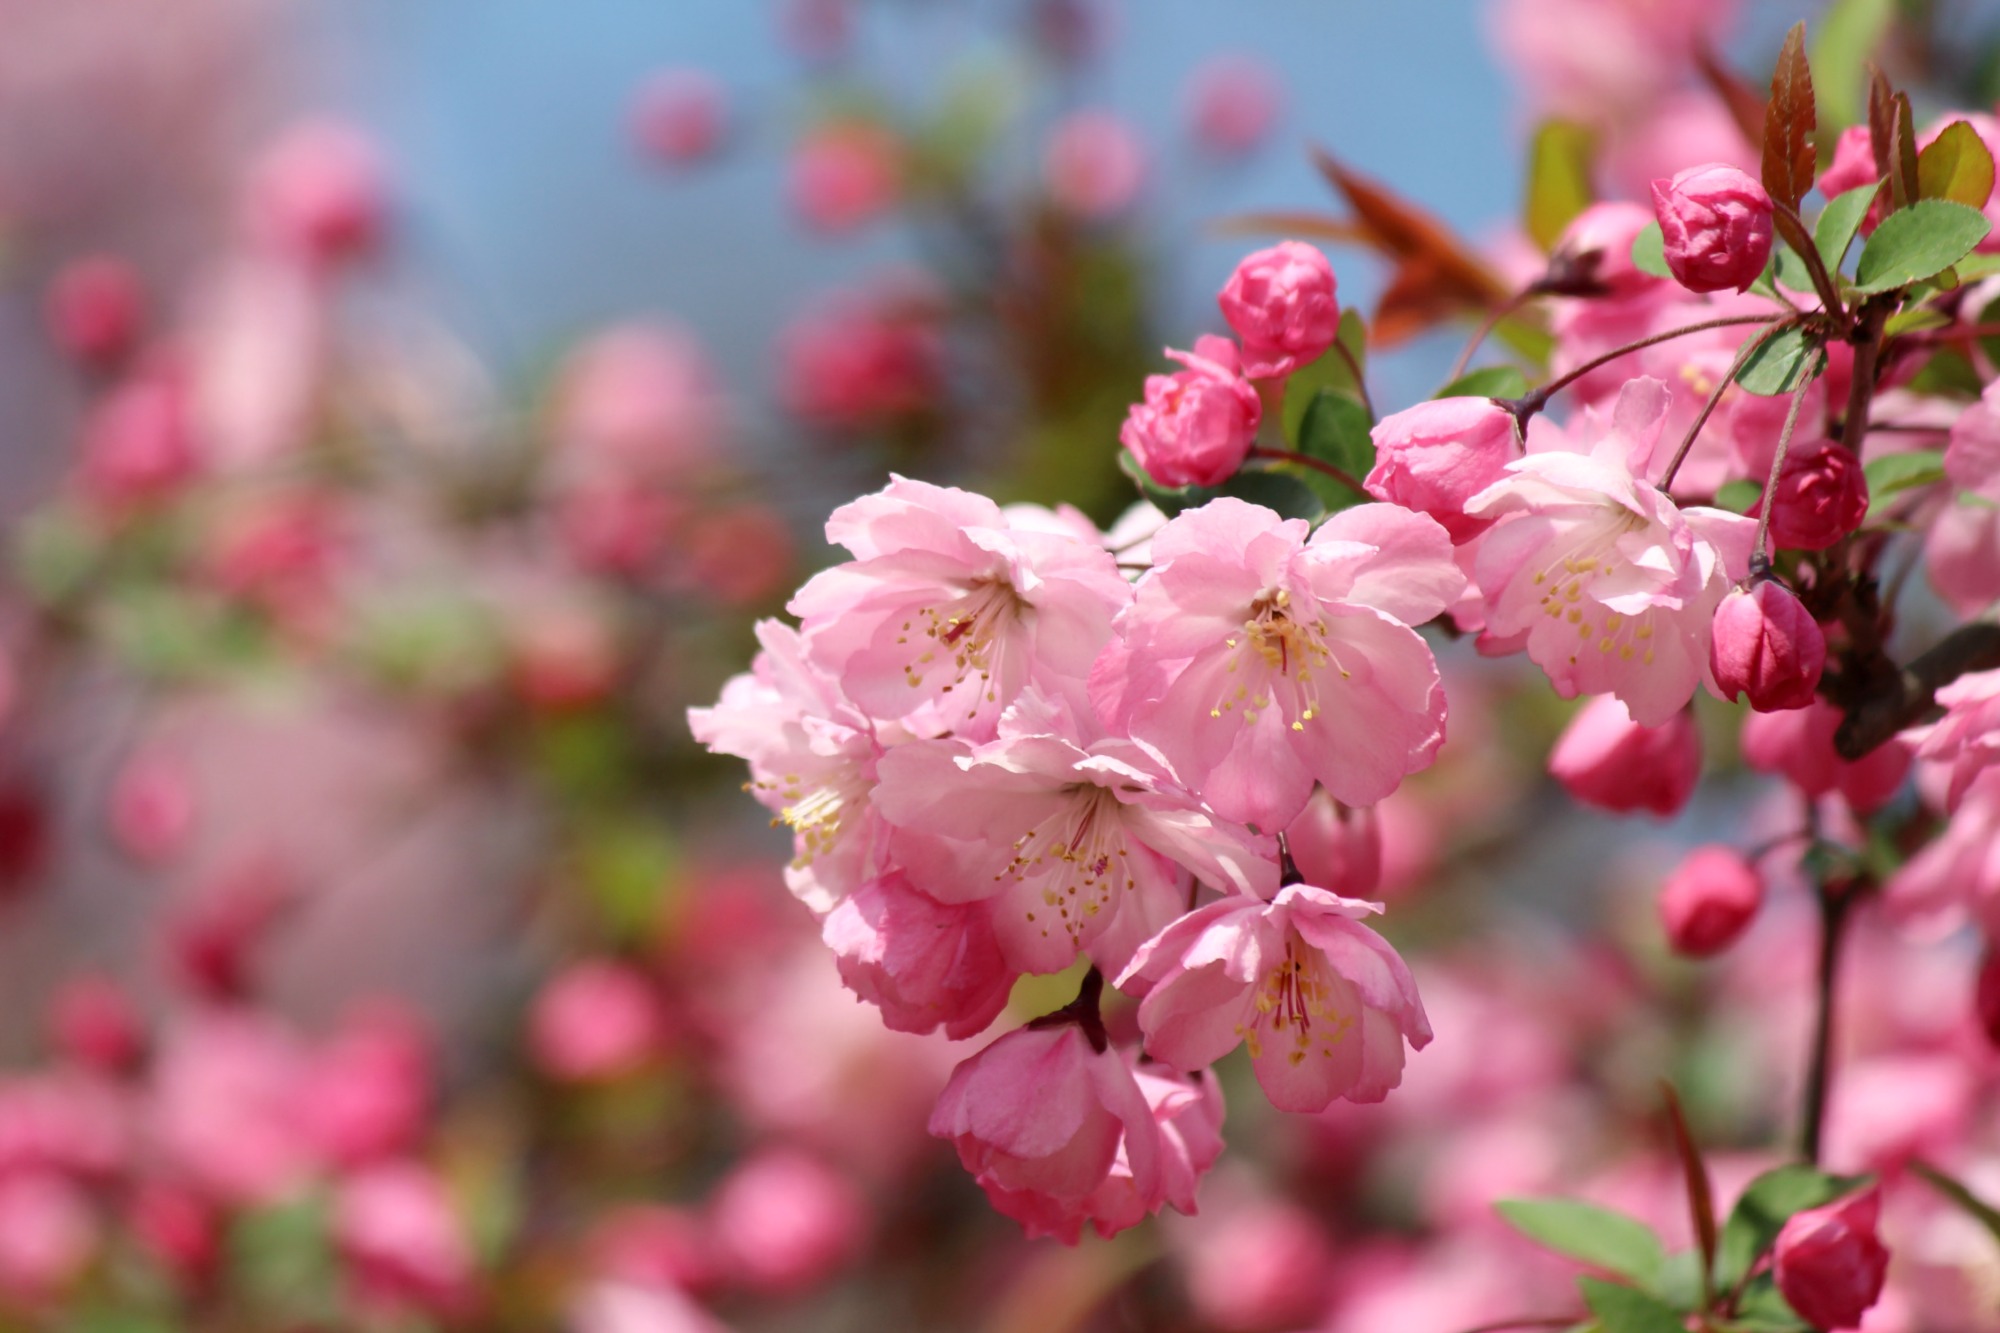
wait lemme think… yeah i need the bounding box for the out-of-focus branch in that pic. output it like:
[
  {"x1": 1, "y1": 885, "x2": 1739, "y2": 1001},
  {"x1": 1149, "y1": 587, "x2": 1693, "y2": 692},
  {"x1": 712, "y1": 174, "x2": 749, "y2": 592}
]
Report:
[{"x1": 1834, "y1": 621, "x2": 2000, "y2": 759}]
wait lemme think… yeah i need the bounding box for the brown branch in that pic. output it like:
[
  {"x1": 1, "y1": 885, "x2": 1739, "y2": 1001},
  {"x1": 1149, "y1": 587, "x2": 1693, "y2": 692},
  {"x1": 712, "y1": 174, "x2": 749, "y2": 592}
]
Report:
[{"x1": 1834, "y1": 621, "x2": 2000, "y2": 759}]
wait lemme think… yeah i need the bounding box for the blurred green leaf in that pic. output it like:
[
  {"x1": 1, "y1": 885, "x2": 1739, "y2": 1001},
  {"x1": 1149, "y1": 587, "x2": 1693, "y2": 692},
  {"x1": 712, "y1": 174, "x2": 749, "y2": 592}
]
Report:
[
  {"x1": 1883, "y1": 306, "x2": 1950, "y2": 335},
  {"x1": 1908, "y1": 346, "x2": 1984, "y2": 397},
  {"x1": 1853, "y1": 199, "x2": 1993, "y2": 292},
  {"x1": 1735, "y1": 326, "x2": 1826, "y2": 396},
  {"x1": 1811, "y1": 0, "x2": 1895, "y2": 131},
  {"x1": 1525, "y1": 120, "x2": 1596, "y2": 251},
  {"x1": 228, "y1": 1195, "x2": 338, "y2": 1323},
  {"x1": 1918, "y1": 120, "x2": 1998, "y2": 208},
  {"x1": 1714, "y1": 479, "x2": 1762, "y2": 513},
  {"x1": 1219, "y1": 468, "x2": 1323, "y2": 520},
  {"x1": 1631, "y1": 221, "x2": 1672, "y2": 279},
  {"x1": 1579, "y1": 1277, "x2": 1685, "y2": 1333},
  {"x1": 575, "y1": 814, "x2": 677, "y2": 941},
  {"x1": 1863, "y1": 448, "x2": 1944, "y2": 518},
  {"x1": 1438, "y1": 366, "x2": 1530, "y2": 399},
  {"x1": 1496, "y1": 1199, "x2": 1666, "y2": 1288},
  {"x1": 13, "y1": 506, "x2": 100, "y2": 606},
  {"x1": 1717, "y1": 1165, "x2": 1870, "y2": 1289}
]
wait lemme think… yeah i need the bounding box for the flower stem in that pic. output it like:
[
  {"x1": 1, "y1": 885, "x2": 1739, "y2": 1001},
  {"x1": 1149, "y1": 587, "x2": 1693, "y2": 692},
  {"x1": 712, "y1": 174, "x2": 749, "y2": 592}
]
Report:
[
  {"x1": 1751, "y1": 375, "x2": 1816, "y2": 568},
  {"x1": 1511, "y1": 314, "x2": 1784, "y2": 426},
  {"x1": 1799, "y1": 879, "x2": 1854, "y2": 1165},
  {"x1": 1657, "y1": 320, "x2": 1795, "y2": 493},
  {"x1": 1248, "y1": 446, "x2": 1367, "y2": 497}
]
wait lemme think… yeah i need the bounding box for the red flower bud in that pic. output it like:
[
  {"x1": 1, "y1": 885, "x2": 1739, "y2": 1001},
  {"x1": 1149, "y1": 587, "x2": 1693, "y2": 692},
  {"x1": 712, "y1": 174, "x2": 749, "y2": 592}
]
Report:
[
  {"x1": 1752, "y1": 442, "x2": 1869, "y2": 551},
  {"x1": 1710, "y1": 581, "x2": 1826, "y2": 712},
  {"x1": 1650, "y1": 163, "x2": 1773, "y2": 294},
  {"x1": 1658, "y1": 845, "x2": 1763, "y2": 957},
  {"x1": 1774, "y1": 1187, "x2": 1889, "y2": 1332}
]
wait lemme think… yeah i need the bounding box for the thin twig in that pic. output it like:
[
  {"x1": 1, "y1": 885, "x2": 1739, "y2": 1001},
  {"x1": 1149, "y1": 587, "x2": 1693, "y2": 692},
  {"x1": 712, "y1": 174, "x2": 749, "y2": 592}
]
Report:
[
  {"x1": 1800, "y1": 873, "x2": 1853, "y2": 1165},
  {"x1": 1330, "y1": 339, "x2": 1373, "y2": 419},
  {"x1": 1658, "y1": 320, "x2": 1794, "y2": 493},
  {"x1": 1514, "y1": 314, "x2": 1784, "y2": 424},
  {"x1": 1448, "y1": 287, "x2": 1535, "y2": 383},
  {"x1": 1752, "y1": 376, "x2": 1817, "y2": 567},
  {"x1": 1248, "y1": 445, "x2": 1367, "y2": 496}
]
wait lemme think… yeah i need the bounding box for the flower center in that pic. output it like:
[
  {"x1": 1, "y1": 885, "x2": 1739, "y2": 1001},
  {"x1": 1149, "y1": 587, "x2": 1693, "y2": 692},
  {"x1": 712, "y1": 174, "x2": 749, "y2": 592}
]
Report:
[
  {"x1": 1529, "y1": 517, "x2": 1658, "y2": 667},
  {"x1": 761, "y1": 766, "x2": 867, "y2": 870},
  {"x1": 1210, "y1": 586, "x2": 1349, "y2": 729},
  {"x1": 1243, "y1": 935, "x2": 1353, "y2": 1066},
  {"x1": 1008, "y1": 785, "x2": 1136, "y2": 948},
  {"x1": 897, "y1": 578, "x2": 1023, "y2": 714}
]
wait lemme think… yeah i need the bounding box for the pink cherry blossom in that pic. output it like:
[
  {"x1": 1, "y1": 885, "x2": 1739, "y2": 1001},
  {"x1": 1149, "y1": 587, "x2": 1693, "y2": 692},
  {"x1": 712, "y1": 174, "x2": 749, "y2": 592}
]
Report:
[
  {"x1": 1284, "y1": 787, "x2": 1382, "y2": 899},
  {"x1": 1464, "y1": 377, "x2": 1755, "y2": 724},
  {"x1": 1650, "y1": 163, "x2": 1772, "y2": 294},
  {"x1": 1119, "y1": 884, "x2": 1431, "y2": 1112},
  {"x1": 821, "y1": 870, "x2": 1014, "y2": 1038},
  {"x1": 1885, "y1": 773, "x2": 2000, "y2": 939},
  {"x1": 1042, "y1": 110, "x2": 1145, "y2": 221},
  {"x1": 0, "y1": 1173, "x2": 95, "y2": 1299},
  {"x1": 789, "y1": 120, "x2": 900, "y2": 233},
  {"x1": 928, "y1": 1024, "x2": 1163, "y2": 1244},
  {"x1": 1365, "y1": 396, "x2": 1523, "y2": 541},
  {"x1": 688, "y1": 619, "x2": 892, "y2": 912},
  {"x1": 1945, "y1": 379, "x2": 2000, "y2": 501},
  {"x1": 631, "y1": 69, "x2": 727, "y2": 166},
  {"x1": 44, "y1": 255, "x2": 143, "y2": 368},
  {"x1": 872, "y1": 691, "x2": 1275, "y2": 975},
  {"x1": 1075, "y1": 1060, "x2": 1224, "y2": 1238},
  {"x1": 1098, "y1": 498, "x2": 1463, "y2": 832},
  {"x1": 303, "y1": 1006, "x2": 432, "y2": 1168},
  {"x1": 246, "y1": 120, "x2": 387, "y2": 267},
  {"x1": 789, "y1": 477, "x2": 1131, "y2": 741},
  {"x1": 1547, "y1": 695, "x2": 1699, "y2": 817},
  {"x1": 529, "y1": 959, "x2": 668, "y2": 1082},
  {"x1": 1184, "y1": 55, "x2": 1282, "y2": 157}
]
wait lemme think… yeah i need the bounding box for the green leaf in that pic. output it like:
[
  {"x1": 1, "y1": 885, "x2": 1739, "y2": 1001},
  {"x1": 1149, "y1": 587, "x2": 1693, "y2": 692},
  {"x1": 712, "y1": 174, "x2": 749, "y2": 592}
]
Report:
[
  {"x1": 1883, "y1": 306, "x2": 1951, "y2": 336},
  {"x1": 1219, "y1": 467, "x2": 1322, "y2": 520},
  {"x1": 1814, "y1": 185, "x2": 1878, "y2": 274},
  {"x1": 1281, "y1": 311, "x2": 1368, "y2": 441},
  {"x1": 1771, "y1": 243, "x2": 1815, "y2": 293},
  {"x1": 1853, "y1": 199, "x2": 1994, "y2": 292},
  {"x1": 1631, "y1": 221, "x2": 1671, "y2": 279},
  {"x1": 1526, "y1": 119, "x2": 1596, "y2": 251},
  {"x1": 1956, "y1": 252, "x2": 2000, "y2": 280},
  {"x1": 1909, "y1": 346, "x2": 1985, "y2": 397},
  {"x1": 1118, "y1": 448, "x2": 1202, "y2": 518},
  {"x1": 1735, "y1": 326, "x2": 1827, "y2": 396},
  {"x1": 1714, "y1": 479, "x2": 1762, "y2": 513},
  {"x1": 1812, "y1": 0, "x2": 1896, "y2": 131},
  {"x1": 1717, "y1": 1165, "x2": 1871, "y2": 1288},
  {"x1": 1918, "y1": 119, "x2": 1998, "y2": 208},
  {"x1": 1496, "y1": 1199, "x2": 1666, "y2": 1287},
  {"x1": 1863, "y1": 447, "x2": 1945, "y2": 518},
  {"x1": 1579, "y1": 1278, "x2": 1686, "y2": 1333},
  {"x1": 1297, "y1": 389, "x2": 1375, "y2": 476},
  {"x1": 1438, "y1": 365, "x2": 1530, "y2": 400}
]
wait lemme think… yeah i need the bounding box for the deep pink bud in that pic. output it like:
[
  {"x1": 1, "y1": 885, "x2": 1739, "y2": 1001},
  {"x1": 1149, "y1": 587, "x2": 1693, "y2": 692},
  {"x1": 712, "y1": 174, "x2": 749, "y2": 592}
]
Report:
[
  {"x1": 1554, "y1": 201, "x2": 1659, "y2": 295},
  {"x1": 1977, "y1": 948, "x2": 2000, "y2": 1051},
  {"x1": 1709, "y1": 582, "x2": 1826, "y2": 712},
  {"x1": 82, "y1": 372, "x2": 200, "y2": 510},
  {"x1": 1658, "y1": 845, "x2": 1763, "y2": 956},
  {"x1": 789, "y1": 120, "x2": 900, "y2": 233},
  {"x1": 1548, "y1": 696, "x2": 1700, "y2": 817},
  {"x1": 108, "y1": 752, "x2": 196, "y2": 865},
  {"x1": 1751, "y1": 442, "x2": 1869, "y2": 551},
  {"x1": 1650, "y1": 163, "x2": 1774, "y2": 293},
  {"x1": 1042, "y1": 110, "x2": 1145, "y2": 221},
  {"x1": 1119, "y1": 338, "x2": 1260, "y2": 488},
  {"x1": 1365, "y1": 396, "x2": 1522, "y2": 541},
  {"x1": 45, "y1": 256, "x2": 144, "y2": 368},
  {"x1": 1184, "y1": 55, "x2": 1282, "y2": 158},
  {"x1": 1773, "y1": 1188, "x2": 1889, "y2": 1332},
  {"x1": 48, "y1": 976, "x2": 143, "y2": 1075},
  {"x1": 248, "y1": 121, "x2": 387, "y2": 267},
  {"x1": 1217, "y1": 241, "x2": 1339, "y2": 378}
]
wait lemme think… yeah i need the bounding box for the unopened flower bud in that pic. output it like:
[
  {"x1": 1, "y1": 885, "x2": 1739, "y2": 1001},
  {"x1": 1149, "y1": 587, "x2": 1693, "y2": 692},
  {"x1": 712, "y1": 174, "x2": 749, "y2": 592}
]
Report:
[
  {"x1": 1217, "y1": 241, "x2": 1339, "y2": 378},
  {"x1": 1752, "y1": 442, "x2": 1869, "y2": 551},
  {"x1": 1710, "y1": 581, "x2": 1825, "y2": 712},
  {"x1": 1658, "y1": 845, "x2": 1763, "y2": 956},
  {"x1": 1365, "y1": 396, "x2": 1521, "y2": 541},
  {"x1": 1119, "y1": 337, "x2": 1260, "y2": 488},
  {"x1": 45, "y1": 257, "x2": 144, "y2": 368},
  {"x1": 1977, "y1": 948, "x2": 2000, "y2": 1051},
  {"x1": 1548, "y1": 696, "x2": 1700, "y2": 817},
  {"x1": 1650, "y1": 163, "x2": 1774, "y2": 294},
  {"x1": 1773, "y1": 1187, "x2": 1889, "y2": 1332}
]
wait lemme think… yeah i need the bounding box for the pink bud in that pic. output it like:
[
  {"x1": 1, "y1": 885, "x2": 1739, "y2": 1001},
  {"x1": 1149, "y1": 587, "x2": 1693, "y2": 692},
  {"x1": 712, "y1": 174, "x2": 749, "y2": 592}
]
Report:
[
  {"x1": 1773, "y1": 1187, "x2": 1889, "y2": 1332},
  {"x1": 1741, "y1": 699, "x2": 1912, "y2": 814},
  {"x1": 333, "y1": 1163, "x2": 475, "y2": 1317},
  {"x1": 632, "y1": 69, "x2": 727, "y2": 166},
  {"x1": 166, "y1": 856, "x2": 294, "y2": 1001},
  {"x1": 81, "y1": 372, "x2": 200, "y2": 510},
  {"x1": 509, "y1": 604, "x2": 622, "y2": 713},
  {"x1": 45, "y1": 256, "x2": 144, "y2": 368},
  {"x1": 789, "y1": 121, "x2": 900, "y2": 233},
  {"x1": 1043, "y1": 110, "x2": 1146, "y2": 221},
  {"x1": 588, "y1": 1204, "x2": 720, "y2": 1296},
  {"x1": 1977, "y1": 948, "x2": 2000, "y2": 1051},
  {"x1": 1752, "y1": 442, "x2": 1869, "y2": 551},
  {"x1": 1217, "y1": 241, "x2": 1339, "y2": 379},
  {"x1": 1184, "y1": 55, "x2": 1282, "y2": 158},
  {"x1": 248, "y1": 121, "x2": 387, "y2": 267},
  {"x1": 48, "y1": 976, "x2": 143, "y2": 1075},
  {"x1": 1364, "y1": 396, "x2": 1522, "y2": 541},
  {"x1": 1658, "y1": 845, "x2": 1763, "y2": 956},
  {"x1": 1283, "y1": 788, "x2": 1382, "y2": 899},
  {"x1": 708, "y1": 1150, "x2": 866, "y2": 1296},
  {"x1": 1709, "y1": 582, "x2": 1826, "y2": 712},
  {"x1": 1119, "y1": 340, "x2": 1260, "y2": 488},
  {"x1": 304, "y1": 1005, "x2": 432, "y2": 1168},
  {"x1": 1650, "y1": 163, "x2": 1774, "y2": 293},
  {"x1": 108, "y1": 752, "x2": 196, "y2": 865},
  {"x1": 128, "y1": 1182, "x2": 218, "y2": 1284},
  {"x1": 1548, "y1": 696, "x2": 1700, "y2": 817},
  {"x1": 529, "y1": 960, "x2": 668, "y2": 1082}
]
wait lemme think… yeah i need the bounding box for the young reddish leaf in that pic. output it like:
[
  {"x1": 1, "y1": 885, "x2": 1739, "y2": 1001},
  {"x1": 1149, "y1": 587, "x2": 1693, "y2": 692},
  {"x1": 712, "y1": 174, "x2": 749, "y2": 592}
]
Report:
[
  {"x1": 1889, "y1": 92, "x2": 1920, "y2": 211},
  {"x1": 1917, "y1": 120, "x2": 1998, "y2": 209},
  {"x1": 1867, "y1": 64, "x2": 1895, "y2": 177},
  {"x1": 1694, "y1": 39, "x2": 1765, "y2": 151},
  {"x1": 1524, "y1": 120, "x2": 1595, "y2": 252},
  {"x1": 1761, "y1": 22, "x2": 1818, "y2": 212},
  {"x1": 1659, "y1": 1083, "x2": 1718, "y2": 1307},
  {"x1": 1210, "y1": 212, "x2": 1371, "y2": 245}
]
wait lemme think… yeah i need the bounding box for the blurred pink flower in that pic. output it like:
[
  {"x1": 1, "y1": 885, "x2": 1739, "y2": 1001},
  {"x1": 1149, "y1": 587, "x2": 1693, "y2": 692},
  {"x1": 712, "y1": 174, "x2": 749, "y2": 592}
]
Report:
[
  {"x1": 708, "y1": 1150, "x2": 866, "y2": 1296},
  {"x1": 334, "y1": 1161, "x2": 476, "y2": 1316},
  {"x1": 789, "y1": 120, "x2": 900, "y2": 233},
  {"x1": 530, "y1": 959, "x2": 668, "y2": 1082},
  {"x1": 632, "y1": 69, "x2": 727, "y2": 166},
  {"x1": 245, "y1": 120, "x2": 387, "y2": 268},
  {"x1": 1043, "y1": 110, "x2": 1145, "y2": 221},
  {"x1": 1184, "y1": 55, "x2": 1283, "y2": 157},
  {"x1": 1547, "y1": 696, "x2": 1699, "y2": 817}
]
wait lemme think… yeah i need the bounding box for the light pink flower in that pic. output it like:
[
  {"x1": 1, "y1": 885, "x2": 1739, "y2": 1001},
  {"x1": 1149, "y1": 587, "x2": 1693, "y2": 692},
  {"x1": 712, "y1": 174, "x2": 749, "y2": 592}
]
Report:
[
  {"x1": 1119, "y1": 884, "x2": 1431, "y2": 1112},
  {"x1": 1709, "y1": 581, "x2": 1825, "y2": 712},
  {"x1": 1774, "y1": 1188, "x2": 1888, "y2": 1332},
  {"x1": 1818, "y1": 125, "x2": 1880, "y2": 208},
  {"x1": 1075, "y1": 1060, "x2": 1224, "y2": 1238},
  {"x1": 303, "y1": 1005, "x2": 432, "y2": 1168},
  {"x1": 1741, "y1": 699, "x2": 1911, "y2": 815},
  {"x1": 1547, "y1": 695, "x2": 1699, "y2": 817},
  {"x1": 1658, "y1": 844, "x2": 1762, "y2": 956},
  {"x1": 708, "y1": 1150, "x2": 865, "y2": 1296},
  {"x1": 1216, "y1": 241, "x2": 1339, "y2": 379},
  {"x1": 928, "y1": 1025, "x2": 1162, "y2": 1244},
  {"x1": 553, "y1": 322, "x2": 723, "y2": 480},
  {"x1": 81, "y1": 369, "x2": 200, "y2": 510},
  {"x1": 334, "y1": 1162, "x2": 475, "y2": 1317},
  {"x1": 821, "y1": 870, "x2": 1014, "y2": 1038},
  {"x1": 1885, "y1": 773, "x2": 2000, "y2": 939},
  {"x1": 1120, "y1": 337, "x2": 1260, "y2": 489},
  {"x1": 688, "y1": 619, "x2": 891, "y2": 912},
  {"x1": 0, "y1": 1173, "x2": 95, "y2": 1299},
  {"x1": 1043, "y1": 110, "x2": 1145, "y2": 221},
  {"x1": 1184, "y1": 55, "x2": 1282, "y2": 157},
  {"x1": 1097, "y1": 499, "x2": 1463, "y2": 832},
  {"x1": 1464, "y1": 377, "x2": 1755, "y2": 723},
  {"x1": 151, "y1": 1012, "x2": 316, "y2": 1206},
  {"x1": 529, "y1": 960, "x2": 667, "y2": 1082},
  {"x1": 1284, "y1": 787, "x2": 1382, "y2": 899},
  {"x1": 1945, "y1": 379, "x2": 2000, "y2": 501},
  {"x1": 789, "y1": 120, "x2": 899, "y2": 233},
  {"x1": 1365, "y1": 396, "x2": 1523, "y2": 541},
  {"x1": 1925, "y1": 496, "x2": 2000, "y2": 616},
  {"x1": 874, "y1": 691, "x2": 1275, "y2": 974},
  {"x1": 789, "y1": 477, "x2": 1131, "y2": 741},
  {"x1": 1907, "y1": 668, "x2": 2000, "y2": 812}
]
